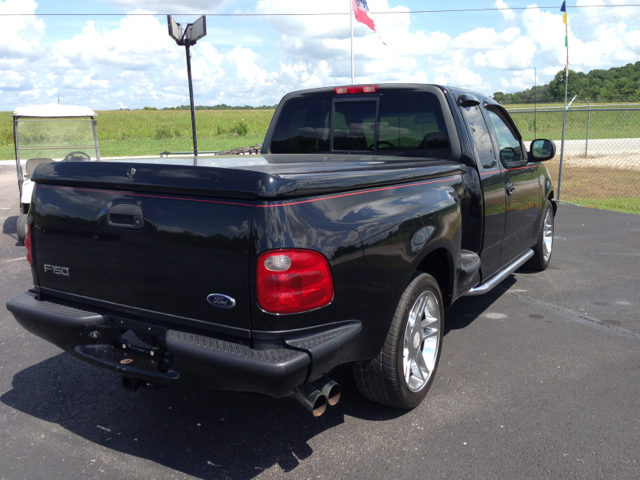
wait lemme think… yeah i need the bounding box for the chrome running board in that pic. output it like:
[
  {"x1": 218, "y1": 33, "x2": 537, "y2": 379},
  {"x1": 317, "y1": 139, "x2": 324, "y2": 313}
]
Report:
[{"x1": 464, "y1": 249, "x2": 534, "y2": 297}]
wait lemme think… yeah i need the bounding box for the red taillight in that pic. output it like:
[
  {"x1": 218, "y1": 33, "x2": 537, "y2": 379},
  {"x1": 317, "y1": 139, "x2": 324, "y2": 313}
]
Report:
[
  {"x1": 257, "y1": 249, "x2": 334, "y2": 314},
  {"x1": 24, "y1": 222, "x2": 33, "y2": 266},
  {"x1": 334, "y1": 85, "x2": 378, "y2": 95}
]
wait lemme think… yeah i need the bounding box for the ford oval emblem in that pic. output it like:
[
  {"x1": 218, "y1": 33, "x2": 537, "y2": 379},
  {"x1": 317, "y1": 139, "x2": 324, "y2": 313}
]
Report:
[{"x1": 207, "y1": 294, "x2": 236, "y2": 309}]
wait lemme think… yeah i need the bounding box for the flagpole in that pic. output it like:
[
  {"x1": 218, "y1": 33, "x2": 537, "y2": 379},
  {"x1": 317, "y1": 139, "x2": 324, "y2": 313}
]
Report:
[
  {"x1": 558, "y1": 1, "x2": 570, "y2": 201},
  {"x1": 534, "y1": 67, "x2": 537, "y2": 139},
  {"x1": 350, "y1": 0, "x2": 354, "y2": 85}
]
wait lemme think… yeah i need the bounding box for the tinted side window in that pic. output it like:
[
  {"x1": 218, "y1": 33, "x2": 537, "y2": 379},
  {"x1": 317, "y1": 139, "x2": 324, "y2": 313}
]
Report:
[
  {"x1": 378, "y1": 93, "x2": 450, "y2": 158},
  {"x1": 486, "y1": 110, "x2": 524, "y2": 164},
  {"x1": 463, "y1": 106, "x2": 496, "y2": 169},
  {"x1": 333, "y1": 102, "x2": 376, "y2": 151},
  {"x1": 271, "y1": 97, "x2": 331, "y2": 154}
]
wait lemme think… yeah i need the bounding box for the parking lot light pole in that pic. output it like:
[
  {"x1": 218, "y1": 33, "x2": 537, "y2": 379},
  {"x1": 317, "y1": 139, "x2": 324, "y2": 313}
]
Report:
[
  {"x1": 185, "y1": 43, "x2": 197, "y2": 156},
  {"x1": 168, "y1": 15, "x2": 207, "y2": 157}
]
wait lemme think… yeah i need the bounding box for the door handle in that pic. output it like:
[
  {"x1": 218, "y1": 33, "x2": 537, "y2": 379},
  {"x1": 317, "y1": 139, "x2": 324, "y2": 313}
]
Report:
[
  {"x1": 106, "y1": 203, "x2": 144, "y2": 230},
  {"x1": 505, "y1": 182, "x2": 516, "y2": 196}
]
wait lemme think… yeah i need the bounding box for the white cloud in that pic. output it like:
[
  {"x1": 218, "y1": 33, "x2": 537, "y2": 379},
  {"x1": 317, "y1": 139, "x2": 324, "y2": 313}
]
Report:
[
  {"x1": 520, "y1": 2, "x2": 640, "y2": 79},
  {"x1": 576, "y1": 0, "x2": 636, "y2": 27},
  {"x1": 473, "y1": 36, "x2": 537, "y2": 70},
  {"x1": 522, "y1": 5, "x2": 567, "y2": 54},
  {"x1": 51, "y1": 15, "x2": 178, "y2": 71},
  {"x1": 0, "y1": 70, "x2": 24, "y2": 89},
  {"x1": 255, "y1": 0, "x2": 452, "y2": 85},
  {"x1": 0, "y1": 0, "x2": 46, "y2": 60},
  {"x1": 499, "y1": 70, "x2": 536, "y2": 90},
  {"x1": 105, "y1": 0, "x2": 229, "y2": 14},
  {"x1": 453, "y1": 27, "x2": 523, "y2": 51},
  {"x1": 496, "y1": 0, "x2": 517, "y2": 22},
  {"x1": 433, "y1": 52, "x2": 490, "y2": 91},
  {"x1": 2, "y1": 1, "x2": 640, "y2": 109}
]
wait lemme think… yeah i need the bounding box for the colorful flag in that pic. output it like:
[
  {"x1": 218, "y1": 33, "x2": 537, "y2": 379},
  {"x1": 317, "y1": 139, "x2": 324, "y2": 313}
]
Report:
[
  {"x1": 352, "y1": 0, "x2": 386, "y2": 44},
  {"x1": 353, "y1": 0, "x2": 375, "y2": 30},
  {"x1": 560, "y1": 2, "x2": 569, "y2": 73},
  {"x1": 560, "y1": 1, "x2": 568, "y2": 45}
]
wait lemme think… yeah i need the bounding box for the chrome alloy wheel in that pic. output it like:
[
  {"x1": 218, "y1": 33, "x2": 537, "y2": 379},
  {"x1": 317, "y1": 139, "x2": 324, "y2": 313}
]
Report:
[
  {"x1": 402, "y1": 290, "x2": 441, "y2": 393},
  {"x1": 543, "y1": 208, "x2": 554, "y2": 263}
]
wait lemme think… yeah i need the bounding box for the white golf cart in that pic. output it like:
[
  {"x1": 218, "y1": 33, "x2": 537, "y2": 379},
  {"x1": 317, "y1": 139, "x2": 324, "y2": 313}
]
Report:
[{"x1": 13, "y1": 104, "x2": 100, "y2": 243}]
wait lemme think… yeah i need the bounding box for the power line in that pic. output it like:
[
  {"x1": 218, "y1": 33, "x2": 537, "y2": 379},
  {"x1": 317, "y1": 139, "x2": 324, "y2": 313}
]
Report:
[{"x1": 2, "y1": 4, "x2": 639, "y2": 17}]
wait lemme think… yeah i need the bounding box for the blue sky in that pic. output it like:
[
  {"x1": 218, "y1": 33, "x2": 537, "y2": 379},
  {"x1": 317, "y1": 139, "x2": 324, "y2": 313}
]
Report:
[{"x1": 1, "y1": 0, "x2": 639, "y2": 110}]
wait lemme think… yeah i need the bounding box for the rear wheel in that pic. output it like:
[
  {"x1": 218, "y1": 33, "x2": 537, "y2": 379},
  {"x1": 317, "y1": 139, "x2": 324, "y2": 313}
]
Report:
[
  {"x1": 526, "y1": 200, "x2": 554, "y2": 271},
  {"x1": 16, "y1": 214, "x2": 27, "y2": 245},
  {"x1": 354, "y1": 273, "x2": 443, "y2": 409}
]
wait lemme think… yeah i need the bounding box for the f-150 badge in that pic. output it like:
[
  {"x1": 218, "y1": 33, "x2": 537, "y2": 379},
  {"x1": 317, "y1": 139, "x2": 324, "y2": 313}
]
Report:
[
  {"x1": 207, "y1": 294, "x2": 236, "y2": 309},
  {"x1": 44, "y1": 264, "x2": 70, "y2": 277}
]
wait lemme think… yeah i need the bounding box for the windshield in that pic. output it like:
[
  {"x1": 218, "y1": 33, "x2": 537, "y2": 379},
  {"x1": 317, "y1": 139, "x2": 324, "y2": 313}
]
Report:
[
  {"x1": 270, "y1": 92, "x2": 451, "y2": 158},
  {"x1": 16, "y1": 117, "x2": 99, "y2": 161}
]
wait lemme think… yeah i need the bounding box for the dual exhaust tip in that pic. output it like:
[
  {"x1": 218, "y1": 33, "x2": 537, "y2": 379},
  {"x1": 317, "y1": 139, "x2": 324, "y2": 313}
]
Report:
[{"x1": 294, "y1": 377, "x2": 341, "y2": 417}]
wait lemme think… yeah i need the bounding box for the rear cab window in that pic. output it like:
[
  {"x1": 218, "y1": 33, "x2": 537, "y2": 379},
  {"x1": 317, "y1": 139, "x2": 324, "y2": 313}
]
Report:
[
  {"x1": 270, "y1": 91, "x2": 451, "y2": 159},
  {"x1": 270, "y1": 97, "x2": 331, "y2": 153}
]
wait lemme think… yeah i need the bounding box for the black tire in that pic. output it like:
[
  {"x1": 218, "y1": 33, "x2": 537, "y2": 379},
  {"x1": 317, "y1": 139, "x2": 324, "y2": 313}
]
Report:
[
  {"x1": 354, "y1": 273, "x2": 444, "y2": 409},
  {"x1": 525, "y1": 200, "x2": 554, "y2": 271},
  {"x1": 16, "y1": 213, "x2": 28, "y2": 245}
]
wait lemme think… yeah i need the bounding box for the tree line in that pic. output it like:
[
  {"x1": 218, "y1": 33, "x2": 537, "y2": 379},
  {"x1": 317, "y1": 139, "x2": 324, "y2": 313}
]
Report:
[
  {"x1": 133, "y1": 104, "x2": 278, "y2": 111},
  {"x1": 493, "y1": 62, "x2": 640, "y2": 104},
  {"x1": 161, "y1": 104, "x2": 278, "y2": 110}
]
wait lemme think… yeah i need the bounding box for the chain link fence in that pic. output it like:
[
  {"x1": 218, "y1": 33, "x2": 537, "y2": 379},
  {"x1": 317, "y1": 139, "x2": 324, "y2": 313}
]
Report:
[{"x1": 508, "y1": 104, "x2": 640, "y2": 215}]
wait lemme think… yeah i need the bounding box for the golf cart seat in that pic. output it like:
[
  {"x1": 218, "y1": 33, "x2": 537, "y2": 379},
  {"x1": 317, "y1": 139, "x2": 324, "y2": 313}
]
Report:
[{"x1": 25, "y1": 158, "x2": 54, "y2": 177}]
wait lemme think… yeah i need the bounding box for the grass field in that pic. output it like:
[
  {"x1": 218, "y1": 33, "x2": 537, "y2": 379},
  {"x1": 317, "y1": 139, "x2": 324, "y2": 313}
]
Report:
[
  {"x1": 509, "y1": 108, "x2": 640, "y2": 142},
  {"x1": 0, "y1": 109, "x2": 275, "y2": 159},
  {"x1": 544, "y1": 163, "x2": 640, "y2": 215},
  {"x1": 3, "y1": 105, "x2": 639, "y2": 157}
]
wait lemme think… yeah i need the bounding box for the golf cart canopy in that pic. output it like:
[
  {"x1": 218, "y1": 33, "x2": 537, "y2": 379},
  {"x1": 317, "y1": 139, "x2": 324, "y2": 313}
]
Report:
[
  {"x1": 12, "y1": 104, "x2": 97, "y2": 118},
  {"x1": 12, "y1": 104, "x2": 101, "y2": 209}
]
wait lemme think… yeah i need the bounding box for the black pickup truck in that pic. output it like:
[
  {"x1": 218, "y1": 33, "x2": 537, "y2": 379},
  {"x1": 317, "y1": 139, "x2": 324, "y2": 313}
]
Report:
[{"x1": 7, "y1": 84, "x2": 556, "y2": 416}]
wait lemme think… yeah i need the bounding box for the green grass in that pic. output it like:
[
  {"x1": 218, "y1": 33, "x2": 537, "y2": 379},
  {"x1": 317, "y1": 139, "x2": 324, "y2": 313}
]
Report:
[
  {"x1": 0, "y1": 145, "x2": 14, "y2": 160},
  {"x1": 0, "y1": 109, "x2": 275, "y2": 160},
  {"x1": 3, "y1": 105, "x2": 639, "y2": 157},
  {"x1": 505, "y1": 101, "x2": 640, "y2": 109},
  {"x1": 96, "y1": 109, "x2": 274, "y2": 141},
  {"x1": 545, "y1": 163, "x2": 640, "y2": 216},
  {"x1": 509, "y1": 108, "x2": 640, "y2": 142},
  {"x1": 98, "y1": 135, "x2": 266, "y2": 157},
  {"x1": 565, "y1": 198, "x2": 640, "y2": 215}
]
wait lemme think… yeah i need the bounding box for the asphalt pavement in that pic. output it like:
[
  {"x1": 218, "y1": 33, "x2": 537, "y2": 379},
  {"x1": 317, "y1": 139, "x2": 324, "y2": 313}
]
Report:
[{"x1": 1, "y1": 164, "x2": 639, "y2": 479}]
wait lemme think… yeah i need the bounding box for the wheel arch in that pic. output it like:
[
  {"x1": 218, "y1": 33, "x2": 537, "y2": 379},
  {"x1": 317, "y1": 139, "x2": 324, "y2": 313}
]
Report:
[
  {"x1": 413, "y1": 247, "x2": 455, "y2": 308},
  {"x1": 548, "y1": 190, "x2": 557, "y2": 215}
]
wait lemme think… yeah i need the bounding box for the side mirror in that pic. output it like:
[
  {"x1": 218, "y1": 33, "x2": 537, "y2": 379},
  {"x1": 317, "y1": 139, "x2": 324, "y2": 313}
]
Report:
[
  {"x1": 499, "y1": 147, "x2": 518, "y2": 164},
  {"x1": 529, "y1": 139, "x2": 556, "y2": 162}
]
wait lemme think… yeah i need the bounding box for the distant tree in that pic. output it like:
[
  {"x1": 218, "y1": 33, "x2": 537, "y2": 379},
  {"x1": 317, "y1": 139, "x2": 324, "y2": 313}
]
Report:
[{"x1": 495, "y1": 61, "x2": 640, "y2": 103}]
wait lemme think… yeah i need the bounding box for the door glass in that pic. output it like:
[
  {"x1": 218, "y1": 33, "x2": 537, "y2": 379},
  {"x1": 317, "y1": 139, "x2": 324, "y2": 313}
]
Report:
[
  {"x1": 463, "y1": 106, "x2": 496, "y2": 169},
  {"x1": 333, "y1": 102, "x2": 376, "y2": 151},
  {"x1": 486, "y1": 110, "x2": 524, "y2": 165}
]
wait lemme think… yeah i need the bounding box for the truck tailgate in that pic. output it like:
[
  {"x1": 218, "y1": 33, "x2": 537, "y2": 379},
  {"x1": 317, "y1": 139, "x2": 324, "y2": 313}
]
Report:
[{"x1": 32, "y1": 184, "x2": 254, "y2": 331}]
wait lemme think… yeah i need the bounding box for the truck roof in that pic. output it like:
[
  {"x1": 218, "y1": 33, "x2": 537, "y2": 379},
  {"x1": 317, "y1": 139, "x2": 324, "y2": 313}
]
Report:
[
  {"x1": 12, "y1": 104, "x2": 97, "y2": 118},
  {"x1": 279, "y1": 83, "x2": 498, "y2": 108}
]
